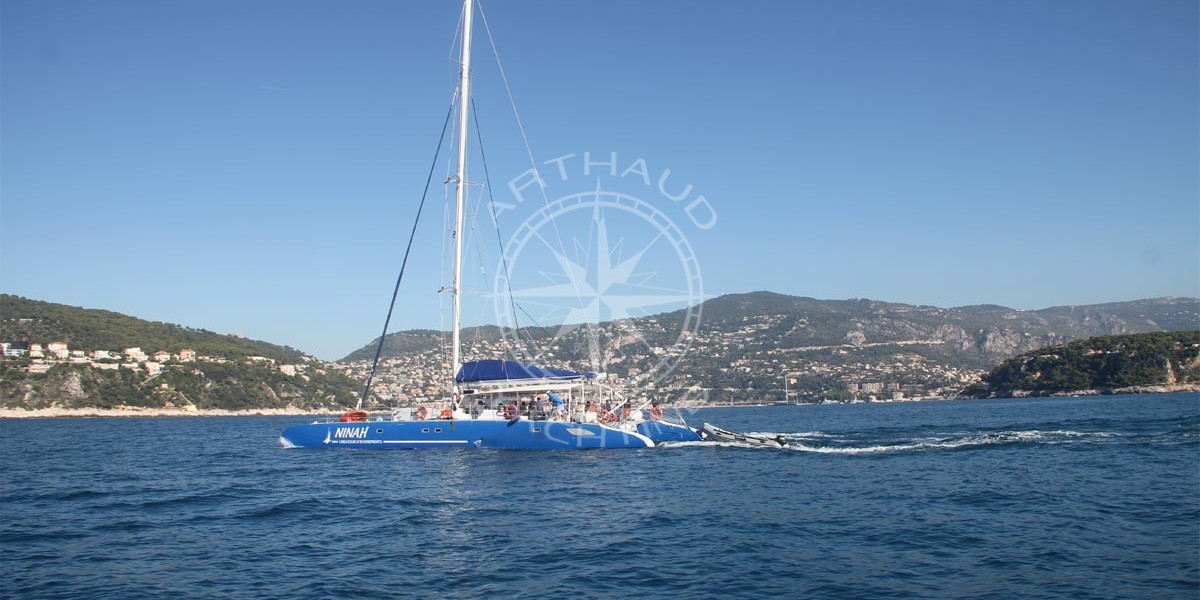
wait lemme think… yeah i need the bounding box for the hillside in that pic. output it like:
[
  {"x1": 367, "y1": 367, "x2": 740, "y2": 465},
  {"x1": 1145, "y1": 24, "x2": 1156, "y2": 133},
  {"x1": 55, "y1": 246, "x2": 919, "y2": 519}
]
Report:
[
  {"x1": 344, "y1": 326, "x2": 516, "y2": 362},
  {"x1": 669, "y1": 292, "x2": 1199, "y2": 367},
  {"x1": 351, "y1": 293, "x2": 1200, "y2": 367},
  {"x1": 962, "y1": 331, "x2": 1200, "y2": 397},
  {"x1": 1, "y1": 361, "x2": 360, "y2": 411},
  {"x1": 4, "y1": 292, "x2": 1195, "y2": 410},
  {"x1": 1, "y1": 295, "x2": 304, "y2": 361},
  {"x1": 341, "y1": 292, "x2": 1200, "y2": 402},
  {"x1": 0, "y1": 295, "x2": 361, "y2": 410}
]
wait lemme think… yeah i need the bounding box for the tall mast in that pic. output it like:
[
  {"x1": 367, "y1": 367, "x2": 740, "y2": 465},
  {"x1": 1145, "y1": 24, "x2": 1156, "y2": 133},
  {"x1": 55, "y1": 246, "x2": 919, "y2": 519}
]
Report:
[{"x1": 450, "y1": 0, "x2": 473, "y2": 393}]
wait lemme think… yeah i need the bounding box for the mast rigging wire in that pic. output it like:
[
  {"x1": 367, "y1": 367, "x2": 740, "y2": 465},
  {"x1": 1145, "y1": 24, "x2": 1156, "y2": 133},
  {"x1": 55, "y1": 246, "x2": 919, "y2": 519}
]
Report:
[
  {"x1": 357, "y1": 99, "x2": 457, "y2": 410},
  {"x1": 469, "y1": 97, "x2": 543, "y2": 360},
  {"x1": 476, "y1": 0, "x2": 592, "y2": 357}
]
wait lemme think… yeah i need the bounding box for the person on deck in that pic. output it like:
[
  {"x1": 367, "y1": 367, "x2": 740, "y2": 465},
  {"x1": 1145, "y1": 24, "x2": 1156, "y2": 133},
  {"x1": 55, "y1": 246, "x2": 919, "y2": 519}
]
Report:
[{"x1": 548, "y1": 391, "x2": 565, "y2": 419}]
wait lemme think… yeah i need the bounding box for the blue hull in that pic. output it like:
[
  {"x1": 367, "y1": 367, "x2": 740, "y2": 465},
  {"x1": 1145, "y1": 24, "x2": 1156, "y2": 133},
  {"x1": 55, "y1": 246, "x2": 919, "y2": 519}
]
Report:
[
  {"x1": 281, "y1": 419, "x2": 654, "y2": 450},
  {"x1": 637, "y1": 420, "x2": 702, "y2": 442}
]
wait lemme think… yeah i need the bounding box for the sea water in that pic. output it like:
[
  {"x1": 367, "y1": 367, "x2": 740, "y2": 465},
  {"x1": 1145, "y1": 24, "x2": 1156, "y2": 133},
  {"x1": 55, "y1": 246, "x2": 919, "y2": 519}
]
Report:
[{"x1": 1, "y1": 393, "x2": 1196, "y2": 599}]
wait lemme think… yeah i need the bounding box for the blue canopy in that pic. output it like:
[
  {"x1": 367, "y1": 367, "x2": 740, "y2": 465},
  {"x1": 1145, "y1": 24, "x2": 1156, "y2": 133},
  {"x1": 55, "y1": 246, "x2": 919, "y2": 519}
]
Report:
[{"x1": 455, "y1": 360, "x2": 595, "y2": 383}]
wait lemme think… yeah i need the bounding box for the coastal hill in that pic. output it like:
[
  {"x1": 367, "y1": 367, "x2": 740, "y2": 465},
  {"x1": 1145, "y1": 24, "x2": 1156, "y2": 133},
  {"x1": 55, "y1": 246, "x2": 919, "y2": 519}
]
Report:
[
  {"x1": 2, "y1": 292, "x2": 1196, "y2": 410},
  {"x1": 344, "y1": 292, "x2": 1200, "y2": 402},
  {"x1": 963, "y1": 331, "x2": 1200, "y2": 398},
  {"x1": 351, "y1": 293, "x2": 1200, "y2": 367},
  {"x1": 0, "y1": 294, "x2": 304, "y2": 362},
  {"x1": 655, "y1": 292, "x2": 1199, "y2": 368},
  {"x1": 0, "y1": 295, "x2": 360, "y2": 411}
]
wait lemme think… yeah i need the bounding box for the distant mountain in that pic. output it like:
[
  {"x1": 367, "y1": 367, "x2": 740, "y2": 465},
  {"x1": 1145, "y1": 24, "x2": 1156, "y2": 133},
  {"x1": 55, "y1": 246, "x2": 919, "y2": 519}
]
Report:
[
  {"x1": 5, "y1": 292, "x2": 1195, "y2": 409},
  {"x1": 349, "y1": 292, "x2": 1200, "y2": 369},
  {"x1": 963, "y1": 331, "x2": 1200, "y2": 397},
  {"x1": 342, "y1": 292, "x2": 1200, "y2": 401},
  {"x1": 344, "y1": 326, "x2": 514, "y2": 362},
  {"x1": 664, "y1": 292, "x2": 1200, "y2": 367}
]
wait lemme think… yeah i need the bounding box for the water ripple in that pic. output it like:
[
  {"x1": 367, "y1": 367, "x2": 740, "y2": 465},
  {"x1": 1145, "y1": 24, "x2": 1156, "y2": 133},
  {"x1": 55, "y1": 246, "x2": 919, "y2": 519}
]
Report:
[{"x1": 0, "y1": 393, "x2": 1196, "y2": 599}]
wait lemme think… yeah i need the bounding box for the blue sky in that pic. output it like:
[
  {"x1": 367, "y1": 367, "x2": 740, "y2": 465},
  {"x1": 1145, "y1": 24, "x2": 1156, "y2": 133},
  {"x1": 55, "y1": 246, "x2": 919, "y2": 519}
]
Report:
[{"x1": 2, "y1": 0, "x2": 1197, "y2": 360}]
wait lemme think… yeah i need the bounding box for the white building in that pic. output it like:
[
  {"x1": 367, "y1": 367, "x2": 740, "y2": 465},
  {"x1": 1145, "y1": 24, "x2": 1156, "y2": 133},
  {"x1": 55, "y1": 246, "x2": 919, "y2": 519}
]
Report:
[{"x1": 47, "y1": 342, "x2": 70, "y2": 360}]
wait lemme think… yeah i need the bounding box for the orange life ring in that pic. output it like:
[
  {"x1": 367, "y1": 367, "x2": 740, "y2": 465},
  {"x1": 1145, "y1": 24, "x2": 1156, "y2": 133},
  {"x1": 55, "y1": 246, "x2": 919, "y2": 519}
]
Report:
[
  {"x1": 339, "y1": 409, "x2": 369, "y2": 422},
  {"x1": 503, "y1": 404, "x2": 518, "y2": 420},
  {"x1": 649, "y1": 406, "x2": 664, "y2": 420},
  {"x1": 439, "y1": 408, "x2": 453, "y2": 419},
  {"x1": 416, "y1": 405, "x2": 428, "y2": 420}
]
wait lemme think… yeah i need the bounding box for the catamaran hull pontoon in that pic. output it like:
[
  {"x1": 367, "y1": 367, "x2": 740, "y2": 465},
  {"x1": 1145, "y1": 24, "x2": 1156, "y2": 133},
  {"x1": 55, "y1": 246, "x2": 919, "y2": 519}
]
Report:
[
  {"x1": 637, "y1": 420, "x2": 702, "y2": 443},
  {"x1": 282, "y1": 419, "x2": 654, "y2": 450}
]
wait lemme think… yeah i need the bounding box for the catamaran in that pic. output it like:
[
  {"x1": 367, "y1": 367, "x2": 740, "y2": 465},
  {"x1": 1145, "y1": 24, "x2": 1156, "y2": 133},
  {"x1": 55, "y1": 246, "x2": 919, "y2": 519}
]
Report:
[
  {"x1": 280, "y1": 0, "x2": 700, "y2": 450},
  {"x1": 282, "y1": 358, "x2": 700, "y2": 449}
]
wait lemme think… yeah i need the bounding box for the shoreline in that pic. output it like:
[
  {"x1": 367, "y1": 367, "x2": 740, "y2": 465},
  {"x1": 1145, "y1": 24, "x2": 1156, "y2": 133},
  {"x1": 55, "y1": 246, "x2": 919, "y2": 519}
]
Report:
[
  {"x1": 1000, "y1": 383, "x2": 1200, "y2": 399},
  {"x1": 3, "y1": 384, "x2": 1196, "y2": 419},
  {"x1": 0, "y1": 407, "x2": 335, "y2": 420}
]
